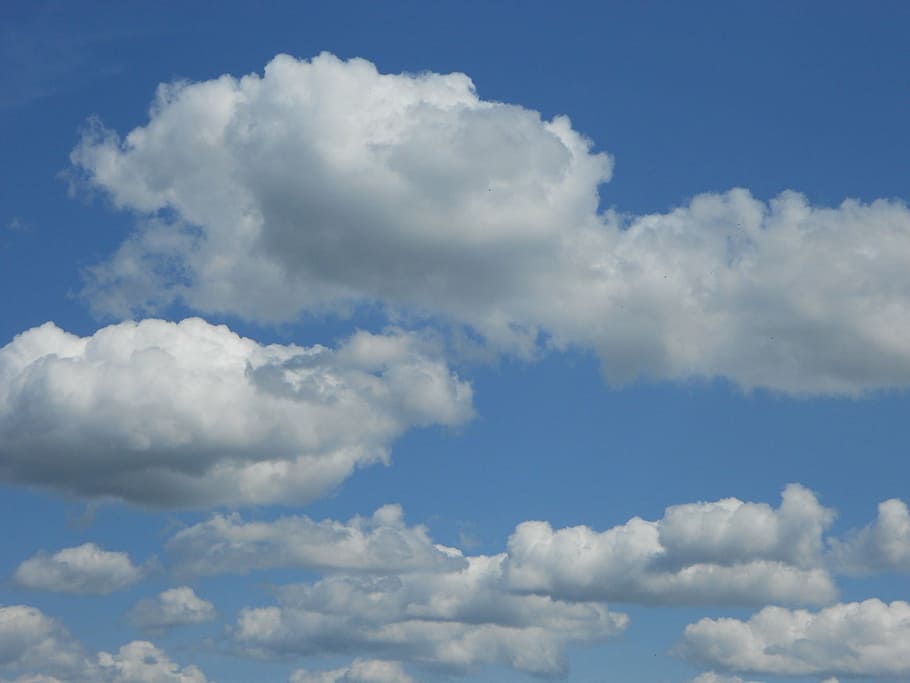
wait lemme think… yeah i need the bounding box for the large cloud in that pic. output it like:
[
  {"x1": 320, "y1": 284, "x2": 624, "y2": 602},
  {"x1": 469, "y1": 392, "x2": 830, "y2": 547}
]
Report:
[
  {"x1": 71, "y1": 52, "x2": 910, "y2": 395},
  {"x1": 167, "y1": 504, "x2": 464, "y2": 576},
  {"x1": 503, "y1": 484, "x2": 837, "y2": 606},
  {"x1": 680, "y1": 599, "x2": 910, "y2": 678},
  {"x1": 231, "y1": 554, "x2": 628, "y2": 678},
  {"x1": 0, "y1": 318, "x2": 472, "y2": 507},
  {"x1": 0, "y1": 605, "x2": 209, "y2": 682}
]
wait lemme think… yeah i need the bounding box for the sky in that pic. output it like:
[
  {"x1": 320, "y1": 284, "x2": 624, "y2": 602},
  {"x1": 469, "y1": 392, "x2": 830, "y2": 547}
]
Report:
[{"x1": 1, "y1": 2, "x2": 910, "y2": 682}]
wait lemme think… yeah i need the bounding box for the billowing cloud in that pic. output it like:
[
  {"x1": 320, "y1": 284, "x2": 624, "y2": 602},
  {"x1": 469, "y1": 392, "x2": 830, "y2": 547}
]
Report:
[
  {"x1": 0, "y1": 317, "x2": 472, "y2": 507},
  {"x1": 290, "y1": 660, "x2": 413, "y2": 683},
  {"x1": 503, "y1": 484, "x2": 837, "y2": 606},
  {"x1": 231, "y1": 554, "x2": 628, "y2": 678},
  {"x1": 680, "y1": 599, "x2": 910, "y2": 678},
  {"x1": 167, "y1": 504, "x2": 464, "y2": 576},
  {"x1": 828, "y1": 498, "x2": 910, "y2": 575},
  {"x1": 0, "y1": 605, "x2": 209, "y2": 682},
  {"x1": 127, "y1": 587, "x2": 215, "y2": 632},
  {"x1": 71, "y1": 52, "x2": 910, "y2": 395},
  {"x1": 13, "y1": 544, "x2": 145, "y2": 595}
]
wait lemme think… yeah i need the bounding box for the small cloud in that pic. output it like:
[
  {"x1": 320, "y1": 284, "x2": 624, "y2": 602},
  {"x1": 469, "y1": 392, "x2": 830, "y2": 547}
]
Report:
[
  {"x1": 127, "y1": 586, "x2": 215, "y2": 632},
  {"x1": 14, "y1": 543, "x2": 147, "y2": 595}
]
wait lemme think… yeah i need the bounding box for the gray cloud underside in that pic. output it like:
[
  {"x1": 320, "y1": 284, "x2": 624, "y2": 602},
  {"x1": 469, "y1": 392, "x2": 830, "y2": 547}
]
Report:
[{"x1": 72, "y1": 52, "x2": 910, "y2": 396}]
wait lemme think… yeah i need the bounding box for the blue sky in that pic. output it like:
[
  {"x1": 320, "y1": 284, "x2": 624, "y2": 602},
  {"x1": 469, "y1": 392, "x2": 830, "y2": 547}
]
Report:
[{"x1": 2, "y1": 2, "x2": 910, "y2": 682}]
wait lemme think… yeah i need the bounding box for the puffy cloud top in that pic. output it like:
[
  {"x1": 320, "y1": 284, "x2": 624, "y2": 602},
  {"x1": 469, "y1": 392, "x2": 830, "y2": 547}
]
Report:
[
  {"x1": 71, "y1": 53, "x2": 910, "y2": 395},
  {"x1": 681, "y1": 599, "x2": 910, "y2": 678},
  {"x1": 503, "y1": 484, "x2": 837, "y2": 606},
  {"x1": 13, "y1": 544, "x2": 145, "y2": 595},
  {"x1": 0, "y1": 318, "x2": 472, "y2": 507}
]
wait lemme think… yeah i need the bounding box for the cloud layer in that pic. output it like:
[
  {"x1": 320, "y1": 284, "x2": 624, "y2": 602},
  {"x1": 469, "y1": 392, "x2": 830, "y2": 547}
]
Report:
[
  {"x1": 0, "y1": 317, "x2": 472, "y2": 507},
  {"x1": 72, "y1": 52, "x2": 910, "y2": 395}
]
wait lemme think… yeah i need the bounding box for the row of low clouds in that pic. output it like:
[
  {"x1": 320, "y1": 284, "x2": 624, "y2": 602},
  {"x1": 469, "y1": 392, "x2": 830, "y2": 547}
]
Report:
[
  {"x1": 12, "y1": 488, "x2": 910, "y2": 602},
  {"x1": 70, "y1": 52, "x2": 910, "y2": 396},
  {"x1": 7, "y1": 487, "x2": 910, "y2": 679},
  {"x1": 0, "y1": 317, "x2": 472, "y2": 507},
  {"x1": 5, "y1": 595, "x2": 907, "y2": 681}
]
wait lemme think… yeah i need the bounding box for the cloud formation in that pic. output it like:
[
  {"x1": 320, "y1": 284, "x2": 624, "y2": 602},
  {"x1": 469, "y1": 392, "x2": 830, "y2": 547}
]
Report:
[
  {"x1": 0, "y1": 605, "x2": 209, "y2": 682},
  {"x1": 223, "y1": 486, "x2": 860, "y2": 678},
  {"x1": 167, "y1": 504, "x2": 464, "y2": 576},
  {"x1": 127, "y1": 587, "x2": 215, "y2": 632},
  {"x1": 680, "y1": 599, "x2": 910, "y2": 678},
  {"x1": 290, "y1": 660, "x2": 414, "y2": 683},
  {"x1": 0, "y1": 317, "x2": 472, "y2": 507},
  {"x1": 13, "y1": 544, "x2": 145, "y2": 595},
  {"x1": 71, "y1": 52, "x2": 910, "y2": 395},
  {"x1": 231, "y1": 554, "x2": 627, "y2": 678},
  {"x1": 828, "y1": 498, "x2": 910, "y2": 575},
  {"x1": 503, "y1": 483, "x2": 837, "y2": 606}
]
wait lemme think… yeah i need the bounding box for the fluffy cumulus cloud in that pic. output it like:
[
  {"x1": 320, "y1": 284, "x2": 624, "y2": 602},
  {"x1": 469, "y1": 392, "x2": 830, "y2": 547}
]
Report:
[
  {"x1": 503, "y1": 484, "x2": 837, "y2": 606},
  {"x1": 71, "y1": 52, "x2": 910, "y2": 395},
  {"x1": 127, "y1": 587, "x2": 215, "y2": 632},
  {"x1": 0, "y1": 317, "x2": 472, "y2": 507},
  {"x1": 13, "y1": 544, "x2": 145, "y2": 595},
  {"x1": 290, "y1": 660, "x2": 414, "y2": 683},
  {"x1": 680, "y1": 599, "x2": 910, "y2": 678},
  {"x1": 0, "y1": 605, "x2": 209, "y2": 682},
  {"x1": 828, "y1": 498, "x2": 910, "y2": 575},
  {"x1": 167, "y1": 504, "x2": 464, "y2": 576},
  {"x1": 231, "y1": 554, "x2": 627, "y2": 678}
]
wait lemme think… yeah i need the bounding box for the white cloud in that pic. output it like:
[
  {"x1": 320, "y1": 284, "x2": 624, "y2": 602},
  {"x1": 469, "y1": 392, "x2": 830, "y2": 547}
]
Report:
[
  {"x1": 71, "y1": 52, "x2": 910, "y2": 395},
  {"x1": 689, "y1": 674, "x2": 765, "y2": 683},
  {"x1": 127, "y1": 587, "x2": 215, "y2": 632},
  {"x1": 13, "y1": 544, "x2": 145, "y2": 595},
  {"x1": 0, "y1": 606, "x2": 86, "y2": 677},
  {"x1": 290, "y1": 660, "x2": 413, "y2": 683},
  {"x1": 167, "y1": 505, "x2": 464, "y2": 576},
  {"x1": 828, "y1": 498, "x2": 910, "y2": 575},
  {"x1": 0, "y1": 317, "x2": 472, "y2": 507},
  {"x1": 231, "y1": 554, "x2": 627, "y2": 678},
  {"x1": 96, "y1": 641, "x2": 208, "y2": 683},
  {"x1": 0, "y1": 605, "x2": 208, "y2": 683},
  {"x1": 680, "y1": 599, "x2": 910, "y2": 678},
  {"x1": 503, "y1": 484, "x2": 837, "y2": 606}
]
